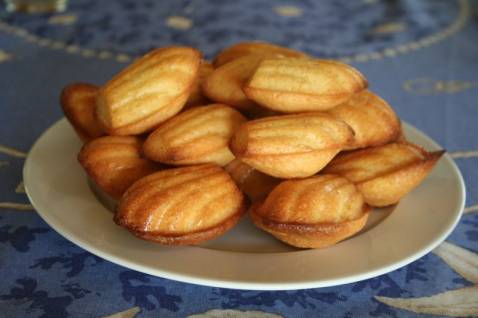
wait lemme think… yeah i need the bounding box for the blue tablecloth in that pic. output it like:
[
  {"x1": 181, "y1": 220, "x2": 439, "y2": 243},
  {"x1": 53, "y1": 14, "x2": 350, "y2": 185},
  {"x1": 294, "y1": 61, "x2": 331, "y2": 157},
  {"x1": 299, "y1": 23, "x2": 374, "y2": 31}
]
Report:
[{"x1": 1, "y1": 1, "x2": 477, "y2": 317}]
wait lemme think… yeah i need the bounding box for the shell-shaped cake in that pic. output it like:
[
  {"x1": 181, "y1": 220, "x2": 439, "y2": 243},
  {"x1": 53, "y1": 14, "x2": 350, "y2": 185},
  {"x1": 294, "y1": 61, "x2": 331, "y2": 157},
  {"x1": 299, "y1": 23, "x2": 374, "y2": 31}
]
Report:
[
  {"x1": 185, "y1": 60, "x2": 214, "y2": 108},
  {"x1": 60, "y1": 83, "x2": 104, "y2": 142},
  {"x1": 115, "y1": 164, "x2": 246, "y2": 245},
  {"x1": 213, "y1": 41, "x2": 308, "y2": 67},
  {"x1": 202, "y1": 54, "x2": 275, "y2": 112},
  {"x1": 78, "y1": 136, "x2": 159, "y2": 199},
  {"x1": 96, "y1": 47, "x2": 201, "y2": 135},
  {"x1": 244, "y1": 58, "x2": 367, "y2": 112},
  {"x1": 329, "y1": 90, "x2": 401, "y2": 149},
  {"x1": 323, "y1": 142, "x2": 444, "y2": 207},
  {"x1": 225, "y1": 159, "x2": 280, "y2": 201},
  {"x1": 251, "y1": 174, "x2": 370, "y2": 248},
  {"x1": 144, "y1": 104, "x2": 247, "y2": 166},
  {"x1": 230, "y1": 113, "x2": 354, "y2": 178}
]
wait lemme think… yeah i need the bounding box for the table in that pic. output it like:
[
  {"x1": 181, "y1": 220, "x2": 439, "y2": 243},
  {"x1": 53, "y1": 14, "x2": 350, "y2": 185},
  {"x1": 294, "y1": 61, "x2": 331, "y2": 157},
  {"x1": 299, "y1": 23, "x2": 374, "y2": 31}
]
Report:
[{"x1": 1, "y1": 1, "x2": 477, "y2": 317}]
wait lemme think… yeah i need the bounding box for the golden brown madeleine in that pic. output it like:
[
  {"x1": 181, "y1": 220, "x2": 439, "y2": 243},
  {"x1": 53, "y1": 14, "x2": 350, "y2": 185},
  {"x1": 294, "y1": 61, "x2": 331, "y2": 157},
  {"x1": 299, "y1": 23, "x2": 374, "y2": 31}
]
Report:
[
  {"x1": 115, "y1": 164, "x2": 246, "y2": 245},
  {"x1": 143, "y1": 104, "x2": 247, "y2": 166},
  {"x1": 251, "y1": 174, "x2": 370, "y2": 249},
  {"x1": 244, "y1": 58, "x2": 367, "y2": 113},
  {"x1": 225, "y1": 159, "x2": 280, "y2": 201},
  {"x1": 323, "y1": 142, "x2": 444, "y2": 207},
  {"x1": 60, "y1": 83, "x2": 104, "y2": 142},
  {"x1": 329, "y1": 90, "x2": 400, "y2": 149},
  {"x1": 78, "y1": 136, "x2": 159, "y2": 199},
  {"x1": 213, "y1": 41, "x2": 308, "y2": 67},
  {"x1": 202, "y1": 53, "x2": 275, "y2": 112},
  {"x1": 96, "y1": 47, "x2": 201, "y2": 135},
  {"x1": 230, "y1": 113, "x2": 354, "y2": 178},
  {"x1": 184, "y1": 60, "x2": 214, "y2": 108}
]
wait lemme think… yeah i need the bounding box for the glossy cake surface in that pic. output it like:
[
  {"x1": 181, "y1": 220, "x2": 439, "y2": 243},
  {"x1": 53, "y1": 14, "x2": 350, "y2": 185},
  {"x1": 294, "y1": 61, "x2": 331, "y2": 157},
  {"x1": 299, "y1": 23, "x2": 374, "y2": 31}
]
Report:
[{"x1": 115, "y1": 164, "x2": 246, "y2": 245}]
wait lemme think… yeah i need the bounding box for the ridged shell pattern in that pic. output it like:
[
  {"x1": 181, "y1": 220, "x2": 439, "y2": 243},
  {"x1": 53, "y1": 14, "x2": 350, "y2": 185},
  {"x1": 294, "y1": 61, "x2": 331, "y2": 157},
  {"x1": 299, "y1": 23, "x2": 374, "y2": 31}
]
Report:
[
  {"x1": 244, "y1": 58, "x2": 367, "y2": 112},
  {"x1": 230, "y1": 113, "x2": 354, "y2": 178},
  {"x1": 323, "y1": 142, "x2": 444, "y2": 206},
  {"x1": 96, "y1": 47, "x2": 201, "y2": 135},
  {"x1": 256, "y1": 175, "x2": 365, "y2": 224},
  {"x1": 144, "y1": 104, "x2": 247, "y2": 166},
  {"x1": 116, "y1": 164, "x2": 245, "y2": 235}
]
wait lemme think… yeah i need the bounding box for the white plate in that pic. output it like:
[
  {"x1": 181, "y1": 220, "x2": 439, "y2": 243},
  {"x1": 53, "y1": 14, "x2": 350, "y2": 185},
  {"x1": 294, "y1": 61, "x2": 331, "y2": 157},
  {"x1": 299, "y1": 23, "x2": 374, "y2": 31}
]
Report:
[{"x1": 24, "y1": 119, "x2": 465, "y2": 290}]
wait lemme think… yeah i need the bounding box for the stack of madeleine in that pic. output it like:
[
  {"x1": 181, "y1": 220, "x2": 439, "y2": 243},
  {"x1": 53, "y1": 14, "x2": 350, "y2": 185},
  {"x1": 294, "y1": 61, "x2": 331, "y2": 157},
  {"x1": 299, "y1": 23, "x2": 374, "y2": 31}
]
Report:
[{"x1": 62, "y1": 42, "x2": 444, "y2": 249}]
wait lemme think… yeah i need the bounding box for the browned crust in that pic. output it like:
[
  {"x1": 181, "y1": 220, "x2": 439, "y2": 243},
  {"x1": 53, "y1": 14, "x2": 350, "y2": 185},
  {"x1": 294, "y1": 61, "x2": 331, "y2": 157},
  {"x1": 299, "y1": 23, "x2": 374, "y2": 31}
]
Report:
[
  {"x1": 250, "y1": 203, "x2": 370, "y2": 248},
  {"x1": 114, "y1": 195, "x2": 247, "y2": 245},
  {"x1": 60, "y1": 82, "x2": 104, "y2": 142}
]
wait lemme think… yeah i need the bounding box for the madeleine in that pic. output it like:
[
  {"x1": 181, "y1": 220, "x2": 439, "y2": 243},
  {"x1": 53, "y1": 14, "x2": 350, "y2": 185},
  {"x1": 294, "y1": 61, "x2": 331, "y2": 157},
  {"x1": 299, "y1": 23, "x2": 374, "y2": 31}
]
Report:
[
  {"x1": 60, "y1": 83, "x2": 104, "y2": 142},
  {"x1": 323, "y1": 142, "x2": 444, "y2": 207},
  {"x1": 184, "y1": 60, "x2": 214, "y2": 108},
  {"x1": 251, "y1": 175, "x2": 370, "y2": 249},
  {"x1": 329, "y1": 90, "x2": 400, "y2": 149},
  {"x1": 78, "y1": 136, "x2": 159, "y2": 199},
  {"x1": 96, "y1": 47, "x2": 201, "y2": 135},
  {"x1": 213, "y1": 41, "x2": 308, "y2": 67},
  {"x1": 115, "y1": 164, "x2": 246, "y2": 245},
  {"x1": 225, "y1": 159, "x2": 280, "y2": 201},
  {"x1": 144, "y1": 104, "x2": 247, "y2": 166},
  {"x1": 244, "y1": 58, "x2": 367, "y2": 112},
  {"x1": 230, "y1": 113, "x2": 354, "y2": 178}
]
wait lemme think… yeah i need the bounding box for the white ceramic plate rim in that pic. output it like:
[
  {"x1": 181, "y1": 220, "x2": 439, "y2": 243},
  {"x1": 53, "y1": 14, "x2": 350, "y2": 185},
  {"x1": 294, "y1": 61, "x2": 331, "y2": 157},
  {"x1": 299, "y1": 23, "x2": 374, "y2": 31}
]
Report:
[{"x1": 24, "y1": 119, "x2": 465, "y2": 290}]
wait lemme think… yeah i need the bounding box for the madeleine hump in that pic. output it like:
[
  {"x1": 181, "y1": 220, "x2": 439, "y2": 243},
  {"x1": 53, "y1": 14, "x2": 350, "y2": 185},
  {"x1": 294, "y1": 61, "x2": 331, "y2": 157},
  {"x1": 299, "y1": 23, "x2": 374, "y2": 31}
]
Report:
[
  {"x1": 251, "y1": 174, "x2": 370, "y2": 248},
  {"x1": 115, "y1": 164, "x2": 247, "y2": 245},
  {"x1": 96, "y1": 47, "x2": 201, "y2": 135},
  {"x1": 230, "y1": 113, "x2": 354, "y2": 178}
]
